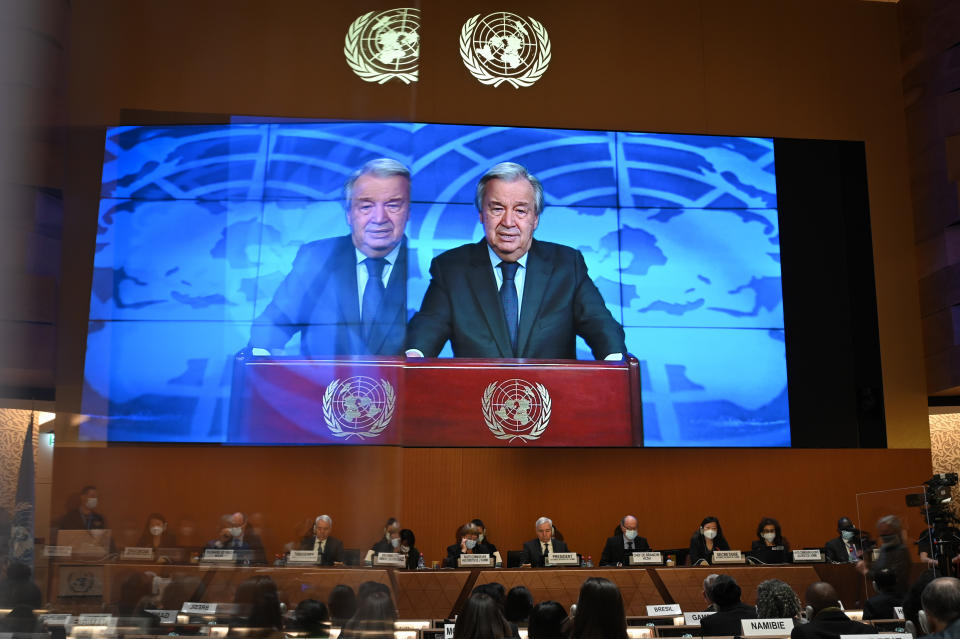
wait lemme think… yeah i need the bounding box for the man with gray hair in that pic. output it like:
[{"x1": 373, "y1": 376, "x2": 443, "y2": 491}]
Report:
[
  {"x1": 298, "y1": 514, "x2": 345, "y2": 565},
  {"x1": 520, "y1": 516, "x2": 570, "y2": 567},
  {"x1": 250, "y1": 157, "x2": 410, "y2": 356},
  {"x1": 921, "y1": 577, "x2": 960, "y2": 638},
  {"x1": 857, "y1": 514, "x2": 912, "y2": 594},
  {"x1": 406, "y1": 161, "x2": 625, "y2": 359}
]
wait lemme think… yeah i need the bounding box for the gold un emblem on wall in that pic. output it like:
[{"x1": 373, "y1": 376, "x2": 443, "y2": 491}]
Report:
[
  {"x1": 323, "y1": 376, "x2": 396, "y2": 439},
  {"x1": 344, "y1": 8, "x2": 421, "y2": 84},
  {"x1": 460, "y1": 12, "x2": 551, "y2": 88},
  {"x1": 482, "y1": 379, "x2": 552, "y2": 442}
]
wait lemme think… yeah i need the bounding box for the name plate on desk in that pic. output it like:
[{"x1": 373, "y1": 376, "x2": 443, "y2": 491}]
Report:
[
  {"x1": 684, "y1": 612, "x2": 715, "y2": 626},
  {"x1": 894, "y1": 607, "x2": 904, "y2": 620},
  {"x1": 287, "y1": 550, "x2": 319, "y2": 564},
  {"x1": 712, "y1": 550, "x2": 744, "y2": 564},
  {"x1": 792, "y1": 549, "x2": 823, "y2": 562},
  {"x1": 122, "y1": 547, "x2": 155, "y2": 561},
  {"x1": 545, "y1": 552, "x2": 578, "y2": 566},
  {"x1": 373, "y1": 552, "x2": 406, "y2": 567},
  {"x1": 742, "y1": 618, "x2": 794, "y2": 636},
  {"x1": 444, "y1": 624, "x2": 455, "y2": 638},
  {"x1": 202, "y1": 549, "x2": 235, "y2": 562},
  {"x1": 629, "y1": 552, "x2": 663, "y2": 565},
  {"x1": 646, "y1": 604, "x2": 682, "y2": 616},
  {"x1": 77, "y1": 615, "x2": 115, "y2": 627},
  {"x1": 40, "y1": 615, "x2": 73, "y2": 627},
  {"x1": 840, "y1": 635, "x2": 905, "y2": 639},
  {"x1": 44, "y1": 545, "x2": 72, "y2": 557},
  {"x1": 144, "y1": 610, "x2": 178, "y2": 625},
  {"x1": 458, "y1": 553, "x2": 493, "y2": 567},
  {"x1": 182, "y1": 602, "x2": 218, "y2": 615}
]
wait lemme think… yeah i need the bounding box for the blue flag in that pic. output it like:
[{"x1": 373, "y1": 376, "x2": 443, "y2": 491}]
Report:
[{"x1": 10, "y1": 416, "x2": 34, "y2": 569}]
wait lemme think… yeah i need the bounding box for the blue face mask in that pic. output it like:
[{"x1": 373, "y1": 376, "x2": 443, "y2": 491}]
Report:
[{"x1": 841, "y1": 530, "x2": 855, "y2": 541}]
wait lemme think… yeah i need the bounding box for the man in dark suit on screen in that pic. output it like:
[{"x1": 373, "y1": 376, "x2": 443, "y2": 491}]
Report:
[
  {"x1": 250, "y1": 158, "x2": 409, "y2": 357},
  {"x1": 298, "y1": 515, "x2": 345, "y2": 566},
  {"x1": 405, "y1": 162, "x2": 626, "y2": 360},
  {"x1": 599, "y1": 515, "x2": 651, "y2": 566},
  {"x1": 520, "y1": 516, "x2": 570, "y2": 567}
]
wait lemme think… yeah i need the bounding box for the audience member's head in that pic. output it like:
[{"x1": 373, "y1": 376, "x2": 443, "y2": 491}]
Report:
[
  {"x1": 340, "y1": 590, "x2": 395, "y2": 639},
  {"x1": 293, "y1": 599, "x2": 329, "y2": 637},
  {"x1": 571, "y1": 577, "x2": 627, "y2": 639},
  {"x1": 528, "y1": 601, "x2": 568, "y2": 639},
  {"x1": 710, "y1": 575, "x2": 743, "y2": 608},
  {"x1": 453, "y1": 592, "x2": 514, "y2": 639},
  {"x1": 904, "y1": 570, "x2": 937, "y2": 633},
  {"x1": 873, "y1": 568, "x2": 899, "y2": 595},
  {"x1": 922, "y1": 577, "x2": 960, "y2": 633},
  {"x1": 804, "y1": 582, "x2": 841, "y2": 617},
  {"x1": 504, "y1": 585, "x2": 534, "y2": 623},
  {"x1": 702, "y1": 573, "x2": 719, "y2": 605},
  {"x1": 0, "y1": 563, "x2": 42, "y2": 610},
  {"x1": 161, "y1": 576, "x2": 206, "y2": 610},
  {"x1": 357, "y1": 581, "x2": 391, "y2": 608},
  {"x1": 234, "y1": 576, "x2": 282, "y2": 629},
  {"x1": 327, "y1": 584, "x2": 357, "y2": 625},
  {"x1": 117, "y1": 571, "x2": 153, "y2": 616},
  {"x1": 756, "y1": 579, "x2": 801, "y2": 619},
  {"x1": 473, "y1": 582, "x2": 507, "y2": 609}
]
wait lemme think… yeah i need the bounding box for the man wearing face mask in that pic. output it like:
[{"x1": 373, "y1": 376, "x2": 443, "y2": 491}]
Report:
[
  {"x1": 600, "y1": 515, "x2": 651, "y2": 566},
  {"x1": 824, "y1": 517, "x2": 863, "y2": 563},
  {"x1": 206, "y1": 514, "x2": 250, "y2": 551},
  {"x1": 920, "y1": 577, "x2": 960, "y2": 639},
  {"x1": 365, "y1": 517, "x2": 401, "y2": 564},
  {"x1": 58, "y1": 485, "x2": 107, "y2": 531},
  {"x1": 857, "y1": 515, "x2": 912, "y2": 595}
]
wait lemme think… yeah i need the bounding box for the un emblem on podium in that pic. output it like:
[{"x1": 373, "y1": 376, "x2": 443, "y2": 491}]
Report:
[
  {"x1": 344, "y1": 8, "x2": 421, "y2": 85},
  {"x1": 322, "y1": 376, "x2": 396, "y2": 439},
  {"x1": 482, "y1": 379, "x2": 552, "y2": 442},
  {"x1": 459, "y1": 12, "x2": 551, "y2": 88}
]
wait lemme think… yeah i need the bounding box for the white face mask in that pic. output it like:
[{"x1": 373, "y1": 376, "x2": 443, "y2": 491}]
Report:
[
  {"x1": 703, "y1": 528, "x2": 718, "y2": 540},
  {"x1": 465, "y1": 539, "x2": 477, "y2": 550},
  {"x1": 624, "y1": 529, "x2": 638, "y2": 541},
  {"x1": 841, "y1": 530, "x2": 855, "y2": 541},
  {"x1": 400, "y1": 545, "x2": 410, "y2": 553},
  {"x1": 85, "y1": 497, "x2": 98, "y2": 510},
  {"x1": 391, "y1": 537, "x2": 400, "y2": 548},
  {"x1": 762, "y1": 532, "x2": 776, "y2": 543},
  {"x1": 229, "y1": 527, "x2": 243, "y2": 538},
  {"x1": 150, "y1": 525, "x2": 164, "y2": 536}
]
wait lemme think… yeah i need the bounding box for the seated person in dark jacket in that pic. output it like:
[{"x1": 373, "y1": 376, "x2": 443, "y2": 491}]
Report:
[
  {"x1": 921, "y1": 576, "x2": 960, "y2": 639},
  {"x1": 298, "y1": 514, "x2": 346, "y2": 565},
  {"x1": 396, "y1": 528, "x2": 421, "y2": 569},
  {"x1": 58, "y1": 485, "x2": 107, "y2": 530},
  {"x1": 699, "y1": 575, "x2": 757, "y2": 637},
  {"x1": 824, "y1": 517, "x2": 863, "y2": 563},
  {"x1": 0, "y1": 563, "x2": 42, "y2": 610},
  {"x1": 445, "y1": 522, "x2": 495, "y2": 567},
  {"x1": 205, "y1": 514, "x2": 250, "y2": 551},
  {"x1": 689, "y1": 516, "x2": 731, "y2": 565},
  {"x1": 750, "y1": 517, "x2": 791, "y2": 562},
  {"x1": 472, "y1": 518, "x2": 503, "y2": 565},
  {"x1": 366, "y1": 517, "x2": 401, "y2": 563},
  {"x1": 520, "y1": 517, "x2": 570, "y2": 567},
  {"x1": 600, "y1": 515, "x2": 651, "y2": 566},
  {"x1": 864, "y1": 568, "x2": 902, "y2": 620},
  {"x1": 792, "y1": 582, "x2": 874, "y2": 639},
  {"x1": 136, "y1": 512, "x2": 178, "y2": 550}
]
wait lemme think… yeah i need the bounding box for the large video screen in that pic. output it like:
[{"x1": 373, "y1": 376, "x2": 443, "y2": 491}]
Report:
[{"x1": 83, "y1": 121, "x2": 787, "y2": 446}]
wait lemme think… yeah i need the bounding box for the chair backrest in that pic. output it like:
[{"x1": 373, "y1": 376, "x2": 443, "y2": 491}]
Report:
[{"x1": 507, "y1": 550, "x2": 525, "y2": 568}]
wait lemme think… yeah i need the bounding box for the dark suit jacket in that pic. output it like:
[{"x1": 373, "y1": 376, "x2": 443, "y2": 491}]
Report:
[
  {"x1": 250, "y1": 234, "x2": 407, "y2": 356},
  {"x1": 699, "y1": 601, "x2": 757, "y2": 637},
  {"x1": 599, "y1": 534, "x2": 651, "y2": 566},
  {"x1": 863, "y1": 592, "x2": 902, "y2": 620},
  {"x1": 298, "y1": 535, "x2": 346, "y2": 565},
  {"x1": 58, "y1": 510, "x2": 106, "y2": 531},
  {"x1": 868, "y1": 543, "x2": 912, "y2": 594},
  {"x1": 790, "y1": 609, "x2": 874, "y2": 639},
  {"x1": 519, "y1": 538, "x2": 570, "y2": 567},
  {"x1": 406, "y1": 239, "x2": 626, "y2": 359},
  {"x1": 824, "y1": 536, "x2": 860, "y2": 563},
  {"x1": 688, "y1": 532, "x2": 730, "y2": 565}
]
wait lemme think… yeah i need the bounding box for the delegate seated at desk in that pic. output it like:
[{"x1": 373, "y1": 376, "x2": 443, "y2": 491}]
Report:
[
  {"x1": 298, "y1": 514, "x2": 345, "y2": 565},
  {"x1": 689, "y1": 516, "x2": 730, "y2": 565},
  {"x1": 749, "y1": 516, "x2": 791, "y2": 563},
  {"x1": 520, "y1": 517, "x2": 570, "y2": 567},
  {"x1": 599, "y1": 515, "x2": 651, "y2": 566},
  {"x1": 824, "y1": 516, "x2": 864, "y2": 563},
  {"x1": 445, "y1": 522, "x2": 497, "y2": 567}
]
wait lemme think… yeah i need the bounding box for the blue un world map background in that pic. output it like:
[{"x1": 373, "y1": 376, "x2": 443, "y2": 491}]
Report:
[{"x1": 85, "y1": 121, "x2": 788, "y2": 447}]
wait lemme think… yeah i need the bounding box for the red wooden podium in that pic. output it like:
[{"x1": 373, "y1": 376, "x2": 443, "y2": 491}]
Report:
[{"x1": 229, "y1": 355, "x2": 642, "y2": 446}]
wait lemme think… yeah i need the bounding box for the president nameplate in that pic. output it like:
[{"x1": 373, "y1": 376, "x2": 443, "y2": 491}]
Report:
[
  {"x1": 741, "y1": 618, "x2": 794, "y2": 636},
  {"x1": 712, "y1": 550, "x2": 744, "y2": 564},
  {"x1": 629, "y1": 551, "x2": 663, "y2": 565},
  {"x1": 458, "y1": 554, "x2": 494, "y2": 567},
  {"x1": 373, "y1": 552, "x2": 407, "y2": 567},
  {"x1": 791, "y1": 549, "x2": 823, "y2": 563},
  {"x1": 545, "y1": 552, "x2": 578, "y2": 566}
]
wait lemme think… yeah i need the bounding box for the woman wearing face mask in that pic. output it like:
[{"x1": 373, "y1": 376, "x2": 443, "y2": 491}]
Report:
[
  {"x1": 444, "y1": 523, "x2": 487, "y2": 567},
  {"x1": 751, "y1": 517, "x2": 791, "y2": 555},
  {"x1": 136, "y1": 512, "x2": 178, "y2": 550},
  {"x1": 396, "y1": 529, "x2": 421, "y2": 569},
  {"x1": 688, "y1": 516, "x2": 730, "y2": 565}
]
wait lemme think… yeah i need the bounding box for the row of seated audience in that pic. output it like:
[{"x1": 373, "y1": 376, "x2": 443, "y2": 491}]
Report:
[{"x1": 57, "y1": 488, "x2": 950, "y2": 571}]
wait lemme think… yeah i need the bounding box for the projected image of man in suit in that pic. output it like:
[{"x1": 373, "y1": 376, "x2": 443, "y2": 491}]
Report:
[
  {"x1": 250, "y1": 158, "x2": 409, "y2": 357},
  {"x1": 406, "y1": 162, "x2": 626, "y2": 359}
]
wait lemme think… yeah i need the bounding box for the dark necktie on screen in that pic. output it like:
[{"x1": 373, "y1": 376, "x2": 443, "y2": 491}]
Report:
[
  {"x1": 362, "y1": 257, "x2": 387, "y2": 340},
  {"x1": 499, "y1": 261, "x2": 519, "y2": 354},
  {"x1": 542, "y1": 543, "x2": 549, "y2": 558}
]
